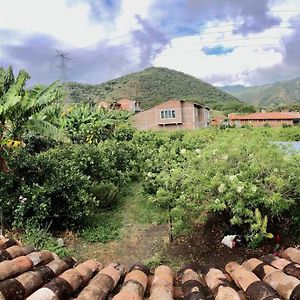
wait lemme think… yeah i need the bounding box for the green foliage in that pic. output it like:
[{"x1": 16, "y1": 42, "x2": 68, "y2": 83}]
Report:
[
  {"x1": 20, "y1": 222, "x2": 73, "y2": 257},
  {"x1": 67, "y1": 67, "x2": 251, "y2": 114},
  {"x1": 0, "y1": 140, "x2": 136, "y2": 230},
  {"x1": 221, "y1": 77, "x2": 300, "y2": 108},
  {"x1": 247, "y1": 209, "x2": 274, "y2": 248},
  {"x1": 135, "y1": 128, "x2": 300, "y2": 246},
  {"x1": 92, "y1": 182, "x2": 119, "y2": 209},
  {"x1": 81, "y1": 211, "x2": 122, "y2": 243},
  {"x1": 0, "y1": 66, "x2": 67, "y2": 142},
  {"x1": 61, "y1": 103, "x2": 132, "y2": 143}
]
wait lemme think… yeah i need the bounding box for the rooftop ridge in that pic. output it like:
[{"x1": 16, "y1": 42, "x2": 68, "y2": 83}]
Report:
[{"x1": 0, "y1": 237, "x2": 299, "y2": 299}]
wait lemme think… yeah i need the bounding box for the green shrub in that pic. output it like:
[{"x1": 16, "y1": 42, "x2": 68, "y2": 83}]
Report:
[
  {"x1": 92, "y1": 182, "x2": 119, "y2": 209},
  {"x1": 0, "y1": 141, "x2": 136, "y2": 230},
  {"x1": 19, "y1": 222, "x2": 73, "y2": 257},
  {"x1": 138, "y1": 128, "x2": 300, "y2": 246},
  {"x1": 81, "y1": 211, "x2": 122, "y2": 243}
]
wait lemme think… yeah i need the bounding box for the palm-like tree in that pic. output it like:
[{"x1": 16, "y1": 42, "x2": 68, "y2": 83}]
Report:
[
  {"x1": 0, "y1": 66, "x2": 69, "y2": 172},
  {"x1": 61, "y1": 103, "x2": 131, "y2": 144}
]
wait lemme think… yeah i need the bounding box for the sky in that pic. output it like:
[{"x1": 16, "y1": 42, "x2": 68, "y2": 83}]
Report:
[{"x1": 1, "y1": 0, "x2": 300, "y2": 86}]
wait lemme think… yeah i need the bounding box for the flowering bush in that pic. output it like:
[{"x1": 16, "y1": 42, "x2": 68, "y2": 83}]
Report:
[{"x1": 137, "y1": 128, "x2": 300, "y2": 245}]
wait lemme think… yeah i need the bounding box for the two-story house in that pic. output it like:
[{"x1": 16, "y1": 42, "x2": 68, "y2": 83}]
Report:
[{"x1": 134, "y1": 99, "x2": 210, "y2": 131}]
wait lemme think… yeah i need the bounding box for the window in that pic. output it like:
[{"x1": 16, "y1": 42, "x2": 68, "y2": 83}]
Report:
[{"x1": 160, "y1": 109, "x2": 176, "y2": 119}]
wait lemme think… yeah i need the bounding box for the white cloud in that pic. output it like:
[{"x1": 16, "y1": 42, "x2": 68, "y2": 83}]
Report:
[
  {"x1": 153, "y1": 17, "x2": 296, "y2": 85},
  {"x1": 1, "y1": 0, "x2": 300, "y2": 85},
  {"x1": 0, "y1": 0, "x2": 107, "y2": 48},
  {"x1": 115, "y1": 0, "x2": 153, "y2": 33}
]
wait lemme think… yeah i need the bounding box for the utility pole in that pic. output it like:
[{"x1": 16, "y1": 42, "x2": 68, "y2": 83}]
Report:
[
  {"x1": 54, "y1": 50, "x2": 72, "y2": 103},
  {"x1": 55, "y1": 50, "x2": 71, "y2": 83}
]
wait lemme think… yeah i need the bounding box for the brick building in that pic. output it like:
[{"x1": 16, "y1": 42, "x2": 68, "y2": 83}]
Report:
[
  {"x1": 134, "y1": 99, "x2": 210, "y2": 131},
  {"x1": 97, "y1": 99, "x2": 141, "y2": 113},
  {"x1": 229, "y1": 112, "x2": 300, "y2": 127}
]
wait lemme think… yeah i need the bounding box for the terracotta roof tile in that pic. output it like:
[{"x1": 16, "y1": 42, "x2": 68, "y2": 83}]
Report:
[
  {"x1": 230, "y1": 112, "x2": 300, "y2": 120},
  {"x1": 0, "y1": 237, "x2": 300, "y2": 299}
]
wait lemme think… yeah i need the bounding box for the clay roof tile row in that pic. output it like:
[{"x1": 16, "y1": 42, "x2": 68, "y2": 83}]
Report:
[
  {"x1": 0, "y1": 237, "x2": 300, "y2": 299},
  {"x1": 229, "y1": 112, "x2": 300, "y2": 121}
]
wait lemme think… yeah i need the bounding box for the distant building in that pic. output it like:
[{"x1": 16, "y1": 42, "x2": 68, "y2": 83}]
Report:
[
  {"x1": 134, "y1": 99, "x2": 210, "y2": 131},
  {"x1": 211, "y1": 117, "x2": 225, "y2": 126},
  {"x1": 229, "y1": 112, "x2": 300, "y2": 127},
  {"x1": 117, "y1": 99, "x2": 141, "y2": 113},
  {"x1": 97, "y1": 100, "x2": 111, "y2": 110},
  {"x1": 97, "y1": 99, "x2": 141, "y2": 113}
]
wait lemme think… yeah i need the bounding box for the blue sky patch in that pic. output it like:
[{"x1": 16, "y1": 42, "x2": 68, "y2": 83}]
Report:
[{"x1": 202, "y1": 45, "x2": 234, "y2": 56}]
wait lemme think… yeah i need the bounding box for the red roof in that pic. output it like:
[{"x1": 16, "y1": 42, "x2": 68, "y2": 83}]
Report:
[{"x1": 230, "y1": 112, "x2": 300, "y2": 120}]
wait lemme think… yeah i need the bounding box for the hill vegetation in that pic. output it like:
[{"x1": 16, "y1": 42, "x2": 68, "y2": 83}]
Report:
[
  {"x1": 67, "y1": 67, "x2": 255, "y2": 114},
  {"x1": 219, "y1": 77, "x2": 300, "y2": 110}
]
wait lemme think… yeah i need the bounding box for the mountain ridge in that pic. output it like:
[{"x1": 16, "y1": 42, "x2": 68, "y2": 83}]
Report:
[
  {"x1": 66, "y1": 67, "x2": 255, "y2": 114},
  {"x1": 218, "y1": 77, "x2": 300, "y2": 109}
]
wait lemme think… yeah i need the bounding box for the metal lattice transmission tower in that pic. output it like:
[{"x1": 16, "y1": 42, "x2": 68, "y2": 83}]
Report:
[{"x1": 55, "y1": 50, "x2": 71, "y2": 83}]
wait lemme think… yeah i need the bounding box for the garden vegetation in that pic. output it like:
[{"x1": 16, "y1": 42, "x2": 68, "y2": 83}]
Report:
[{"x1": 0, "y1": 66, "x2": 300, "y2": 250}]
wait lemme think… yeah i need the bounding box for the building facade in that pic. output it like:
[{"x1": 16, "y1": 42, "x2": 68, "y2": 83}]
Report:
[
  {"x1": 134, "y1": 99, "x2": 210, "y2": 131},
  {"x1": 229, "y1": 112, "x2": 300, "y2": 127},
  {"x1": 97, "y1": 99, "x2": 141, "y2": 113}
]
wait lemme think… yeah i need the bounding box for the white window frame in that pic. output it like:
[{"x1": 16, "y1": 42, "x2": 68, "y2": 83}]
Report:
[{"x1": 160, "y1": 109, "x2": 176, "y2": 119}]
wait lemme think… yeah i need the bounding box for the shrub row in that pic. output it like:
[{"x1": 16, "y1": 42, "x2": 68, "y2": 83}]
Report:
[{"x1": 0, "y1": 140, "x2": 137, "y2": 229}]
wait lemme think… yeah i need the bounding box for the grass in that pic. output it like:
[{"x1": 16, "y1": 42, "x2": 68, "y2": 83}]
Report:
[
  {"x1": 18, "y1": 223, "x2": 74, "y2": 257},
  {"x1": 80, "y1": 182, "x2": 168, "y2": 243},
  {"x1": 80, "y1": 210, "x2": 123, "y2": 243},
  {"x1": 129, "y1": 183, "x2": 168, "y2": 225}
]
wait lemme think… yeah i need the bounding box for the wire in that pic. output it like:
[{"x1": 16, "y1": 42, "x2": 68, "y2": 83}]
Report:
[
  {"x1": 58, "y1": 11, "x2": 300, "y2": 54},
  {"x1": 69, "y1": 35, "x2": 285, "y2": 62}
]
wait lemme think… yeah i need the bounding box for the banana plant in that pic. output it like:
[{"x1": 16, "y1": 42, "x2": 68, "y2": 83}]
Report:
[{"x1": 0, "y1": 66, "x2": 69, "y2": 173}]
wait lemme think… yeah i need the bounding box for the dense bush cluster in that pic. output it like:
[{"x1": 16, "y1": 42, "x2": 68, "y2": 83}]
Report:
[
  {"x1": 0, "y1": 141, "x2": 137, "y2": 229},
  {"x1": 136, "y1": 128, "x2": 300, "y2": 245}
]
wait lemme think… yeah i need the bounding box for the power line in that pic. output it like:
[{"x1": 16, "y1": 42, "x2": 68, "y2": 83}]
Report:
[
  {"x1": 69, "y1": 35, "x2": 285, "y2": 62},
  {"x1": 57, "y1": 12, "x2": 300, "y2": 55},
  {"x1": 67, "y1": 24, "x2": 299, "y2": 62},
  {"x1": 47, "y1": 15, "x2": 300, "y2": 82}
]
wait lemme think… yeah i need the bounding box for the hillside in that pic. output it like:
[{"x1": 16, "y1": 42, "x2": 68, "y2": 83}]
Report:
[
  {"x1": 219, "y1": 77, "x2": 300, "y2": 109},
  {"x1": 67, "y1": 67, "x2": 255, "y2": 113}
]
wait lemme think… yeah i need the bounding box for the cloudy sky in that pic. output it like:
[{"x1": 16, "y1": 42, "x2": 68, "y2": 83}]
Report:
[{"x1": 1, "y1": 0, "x2": 300, "y2": 86}]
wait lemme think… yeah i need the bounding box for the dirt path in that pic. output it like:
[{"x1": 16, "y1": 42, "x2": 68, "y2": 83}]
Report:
[{"x1": 71, "y1": 184, "x2": 169, "y2": 268}]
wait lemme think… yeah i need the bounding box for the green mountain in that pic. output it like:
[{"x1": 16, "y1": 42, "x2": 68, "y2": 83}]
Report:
[
  {"x1": 219, "y1": 77, "x2": 300, "y2": 109},
  {"x1": 219, "y1": 85, "x2": 247, "y2": 94},
  {"x1": 67, "y1": 67, "x2": 255, "y2": 113}
]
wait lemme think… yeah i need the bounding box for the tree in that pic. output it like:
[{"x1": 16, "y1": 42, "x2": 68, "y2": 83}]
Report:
[{"x1": 0, "y1": 66, "x2": 69, "y2": 173}]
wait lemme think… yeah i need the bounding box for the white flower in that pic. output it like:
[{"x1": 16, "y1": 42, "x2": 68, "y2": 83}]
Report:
[
  {"x1": 147, "y1": 172, "x2": 152, "y2": 178},
  {"x1": 223, "y1": 155, "x2": 229, "y2": 160},
  {"x1": 180, "y1": 149, "x2": 187, "y2": 155},
  {"x1": 195, "y1": 148, "x2": 201, "y2": 154},
  {"x1": 212, "y1": 149, "x2": 217, "y2": 155},
  {"x1": 218, "y1": 183, "x2": 226, "y2": 193},
  {"x1": 19, "y1": 196, "x2": 27, "y2": 204},
  {"x1": 228, "y1": 175, "x2": 237, "y2": 181},
  {"x1": 237, "y1": 186, "x2": 244, "y2": 193}
]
